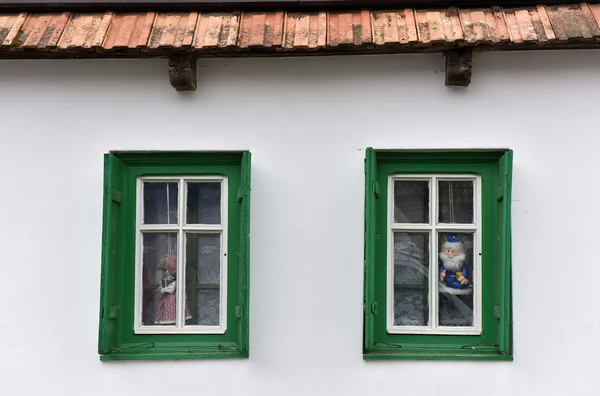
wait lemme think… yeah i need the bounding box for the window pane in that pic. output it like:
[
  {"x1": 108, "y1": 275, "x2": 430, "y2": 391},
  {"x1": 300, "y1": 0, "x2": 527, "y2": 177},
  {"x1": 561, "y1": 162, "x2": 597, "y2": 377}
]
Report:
[
  {"x1": 196, "y1": 290, "x2": 220, "y2": 326},
  {"x1": 394, "y1": 181, "x2": 429, "y2": 223},
  {"x1": 141, "y1": 233, "x2": 179, "y2": 326},
  {"x1": 393, "y1": 232, "x2": 429, "y2": 327},
  {"x1": 143, "y1": 182, "x2": 178, "y2": 224},
  {"x1": 438, "y1": 180, "x2": 473, "y2": 224},
  {"x1": 186, "y1": 233, "x2": 221, "y2": 326},
  {"x1": 438, "y1": 232, "x2": 474, "y2": 327},
  {"x1": 187, "y1": 182, "x2": 221, "y2": 224}
]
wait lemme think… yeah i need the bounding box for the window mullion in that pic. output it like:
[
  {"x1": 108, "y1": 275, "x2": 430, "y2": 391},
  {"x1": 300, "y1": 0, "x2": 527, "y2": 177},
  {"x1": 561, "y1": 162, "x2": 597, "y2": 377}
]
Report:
[
  {"x1": 390, "y1": 224, "x2": 432, "y2": 231},
  {"x1": 220, "y1": 178, "x2": 228, "y2": 331},
  {"x1": 434, "y1": 224, "x2": 478, "y2": 231},
  {"x1": 475, "y1": 176, "x2": 483, "y2": 332},
  {"x1": 176, "y1": 178, "x2": 186, "y2": 329},
  {"x1": 181, "y1": 224, "x2": 224, "y2": 232},
  {"x1": 134, "y1": 178, "x2": 143, "y2": 330},
  {"x1": 386, "y1": 176, "x2": 394, "y2": 331},
  {"x1": 430, "y1": 176, "x2": 438, "y2": 330}
]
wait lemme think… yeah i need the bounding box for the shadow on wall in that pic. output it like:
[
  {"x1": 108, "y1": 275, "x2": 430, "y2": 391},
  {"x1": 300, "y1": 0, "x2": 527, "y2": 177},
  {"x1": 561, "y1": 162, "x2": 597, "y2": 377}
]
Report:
[{"x1": 2, "y1": 50, "x2": 600, "y2": 96}]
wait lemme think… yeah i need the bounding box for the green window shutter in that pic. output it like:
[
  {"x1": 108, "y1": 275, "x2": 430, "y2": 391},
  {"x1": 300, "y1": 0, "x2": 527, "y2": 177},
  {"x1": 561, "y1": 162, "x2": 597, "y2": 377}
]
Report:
[
  {"x1": 237, "y1": 151, "x2": 251, "y2": 354},
  {"x1": 363, "y1": 147, "x2": 377, "y2": 352},
  {"x1": 98, "y1": 154, "x2": 124, "y2": 355},
  {"x1": 364, "y1": 150, "x2": 512, "y2": 360},
  {"x1": 497, "y1": 150, "x2": 513, "y2": 355}
]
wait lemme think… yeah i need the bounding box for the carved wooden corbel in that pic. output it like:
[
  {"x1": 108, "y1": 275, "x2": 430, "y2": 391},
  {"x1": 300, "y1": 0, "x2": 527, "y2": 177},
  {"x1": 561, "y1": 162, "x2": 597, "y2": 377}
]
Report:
[
  {"x1": 444, "y1": 49, "x2": 473, "y2": 87},
  {"x1": 168, "y1": 54, "x2": 198, "y2": 92}
]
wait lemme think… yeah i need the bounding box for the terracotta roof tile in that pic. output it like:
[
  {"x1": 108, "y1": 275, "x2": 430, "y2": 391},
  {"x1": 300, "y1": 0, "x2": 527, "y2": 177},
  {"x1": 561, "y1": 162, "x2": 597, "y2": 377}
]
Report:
[
  {"x1": 415, "y1": 8, "x2": 463, "y2": 44},
  {"x1": 148, "y1": 13, "x2": 198, "y2": 49},
  {"x1": 590, "y1": 3, "x2": 600, "y2": 27},
  {"x1": 103, "y1": 12, "x2": 155, "y2": 49},
  {"x1": 193, "y1": 13, "x2": 240, "y2": 49},
  {"x1": 18, "y1": 13, "x2": 70, "y2": 48},
  {"x1": 58, "y1": 13, "x2": 113, "y2": 49},
  {"x1": 283, "y1": 12, "x2": 327, "y2": 49},
  {"x1": 545, "y1": 3, "x2": 600, "y2": 40},
  {"x1": 459, "y1": 7, "x2": 509, "y2": 43},
  {"x1": 238, "y1": 11, "x2": 284, "y2": 48},
  {"x1": 328, "y1": 10, "x2": 372, "y2": 46},
  {"x1": 371, "y1": 9, "x2": 418, "y2": 45},
  {"x1": 504, "y1": 6, "x2": 556, "y2": 43},
  {"x1": 1, "y1": 4, "x2": 600, "y2": 54},
  {"x1": 0, "y1": 13, "x2": 27, "y2": 47}
]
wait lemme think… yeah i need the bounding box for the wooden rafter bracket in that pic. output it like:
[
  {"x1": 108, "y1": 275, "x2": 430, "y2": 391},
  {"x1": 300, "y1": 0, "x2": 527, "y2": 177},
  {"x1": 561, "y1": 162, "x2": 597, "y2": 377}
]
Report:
[
  {"x1": 168, "y1": 54, "x2": 198, "y2": 92},
  {"x1": 444, "y1": 49, "x2": 473, "y2": 87}
]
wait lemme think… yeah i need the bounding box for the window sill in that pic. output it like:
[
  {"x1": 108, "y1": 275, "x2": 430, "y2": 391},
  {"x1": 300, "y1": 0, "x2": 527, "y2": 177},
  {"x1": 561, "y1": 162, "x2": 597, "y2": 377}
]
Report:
[
  {"x1": 101, "y1": 350, "x2": 248, "y2": 361},
  {"x1": 100, "y1": 342, "x2": 248, "y2": 361},
  {"x1": 363, "y1": 347, "x2": 513, "y2": 361},
  {"x1": 363, "y1": 351, "x2": 513, "y2": 361}
]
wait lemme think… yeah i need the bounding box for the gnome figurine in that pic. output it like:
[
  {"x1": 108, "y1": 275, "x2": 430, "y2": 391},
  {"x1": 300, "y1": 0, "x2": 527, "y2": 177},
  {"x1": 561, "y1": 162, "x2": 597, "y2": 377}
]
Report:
[{"x1": 439, "y1": 235, "x2": 472, "y2": 292}]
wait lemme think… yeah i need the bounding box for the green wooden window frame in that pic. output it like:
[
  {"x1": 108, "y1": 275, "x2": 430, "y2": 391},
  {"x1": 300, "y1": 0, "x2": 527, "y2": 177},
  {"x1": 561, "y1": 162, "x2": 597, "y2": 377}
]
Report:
[
  {"x1": 98, "y1": 151, "x2": 251, "y2": 361},
  {"x1": 363, "y1": 148, "x2": 513, "y2": 361}
]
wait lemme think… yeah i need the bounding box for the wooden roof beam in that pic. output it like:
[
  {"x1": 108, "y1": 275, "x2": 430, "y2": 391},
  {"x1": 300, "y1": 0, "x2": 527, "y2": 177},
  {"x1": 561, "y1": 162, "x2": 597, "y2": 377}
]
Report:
[
  {"x1": 169, "y1": 54, "x2": 198, "y2": 92},
  {"x1": 444, "y1": 48, "x2": 472, "y2": 87}
]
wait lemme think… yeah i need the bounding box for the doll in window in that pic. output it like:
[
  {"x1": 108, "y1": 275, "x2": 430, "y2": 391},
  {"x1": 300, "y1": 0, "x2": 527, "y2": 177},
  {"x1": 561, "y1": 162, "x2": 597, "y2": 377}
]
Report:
[
  {"x1": 438, "y1": 235, "x2": 472, "y2": 294},
  {"x1": 155, "y1": 254, "x2": 192, "y2": 325},
  {"x1": 438, "y1": 234, "x2": 474, "y2": 326}
]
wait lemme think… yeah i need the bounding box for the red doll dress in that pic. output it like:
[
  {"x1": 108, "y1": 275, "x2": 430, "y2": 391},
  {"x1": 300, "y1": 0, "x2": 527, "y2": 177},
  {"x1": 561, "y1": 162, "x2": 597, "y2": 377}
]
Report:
[
  {"x1": 154, "y1": 254, "x2": 192, "y2": 325},
  {"x1": 154, "y1": 283, "x2": 192, "y2": 324}
]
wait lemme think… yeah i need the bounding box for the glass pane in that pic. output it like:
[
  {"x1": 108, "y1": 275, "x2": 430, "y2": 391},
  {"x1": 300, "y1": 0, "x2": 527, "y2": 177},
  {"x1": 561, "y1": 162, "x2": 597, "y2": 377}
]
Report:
[
  {"x1": 143, "y1": 182, "x2": 178, "y2": 224},
  {"x1": 393, "y1": 232, "x2": 429, "y2": 327},
  {"x1": 438, "y1": 232, "x2": 474, "y2": 327},
  {"x1": 187, "y1": 182, "x2": 221, "y2": 224},
  {"x1": 141, "y1": 233, "x2": 178, "y2": 326},
  {"x1": 185, "y1": 233, "x2": 221, "y2": 326},
  {"x1": 438, "y1": 180, "x2": 474, "y2": 224},
  {"x1": 394, "y1": 181, "x2": 429, "y2": 223},
  {"x1": 196, "y1": 290, "x2": 220, "y2": 326}
]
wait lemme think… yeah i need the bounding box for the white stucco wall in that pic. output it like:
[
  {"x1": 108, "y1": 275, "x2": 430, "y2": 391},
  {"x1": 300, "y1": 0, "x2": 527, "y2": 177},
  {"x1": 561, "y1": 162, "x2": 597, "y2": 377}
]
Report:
[{"x1": 1, "y1": 50, "x2": 599, "y2": 396}]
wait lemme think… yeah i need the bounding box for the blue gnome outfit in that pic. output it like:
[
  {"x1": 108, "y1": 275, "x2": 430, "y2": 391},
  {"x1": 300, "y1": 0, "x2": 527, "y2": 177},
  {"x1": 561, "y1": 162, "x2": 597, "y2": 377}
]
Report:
[{"x1": 439, "y1": 263, "x2": 470, "y2": 290}]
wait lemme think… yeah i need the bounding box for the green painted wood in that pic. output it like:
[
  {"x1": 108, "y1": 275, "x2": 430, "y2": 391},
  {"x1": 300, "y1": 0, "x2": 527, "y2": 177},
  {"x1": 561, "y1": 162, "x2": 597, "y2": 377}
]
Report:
[
  {"x1": 98, "y1": 154, "x2": 124, "y2": 355},
  {"x1": 364, "y1": 353, "x2": 513, "y2": 361},
  {"x1": 101, "y1": 351, "x2": 249, "y2": 361},
  {"x1": 99, "y1": 151, "x2": 250, "y2": 361},
  {"x1": 118, "y1": 161, "x2": 240, "y2": 347},
  {"x1": 363, "y1": 147, "x2": 377, "y2": 352},
  {"x1": 238, "y1": 151, "x2": 251, "y2": 355},
  {"x1": 364, "y1": 149, "x2": 512, "y2": 360},
  {"x1": 99, "y1": 341, "x2": 247, "y2": 361},
  {"x1": 498, "y1": 150, "x2": 513, "y2": 356}
]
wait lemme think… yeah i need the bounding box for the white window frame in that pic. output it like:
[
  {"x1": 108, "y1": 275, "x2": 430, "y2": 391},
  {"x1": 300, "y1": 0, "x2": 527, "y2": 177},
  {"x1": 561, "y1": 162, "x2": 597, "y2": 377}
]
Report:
[
  {"x1": 134, "y1": 176, "x2": 228, "y2": 335},
  {"x1": 386, "y1": 174, "x2": 482, "y2": 335}
]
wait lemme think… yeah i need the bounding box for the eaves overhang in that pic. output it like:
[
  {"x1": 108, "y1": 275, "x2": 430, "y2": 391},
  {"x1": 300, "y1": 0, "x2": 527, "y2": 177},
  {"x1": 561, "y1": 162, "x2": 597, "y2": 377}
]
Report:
[{"x1": 2, "y1": 3, "x2": 599, "y2": 89}]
